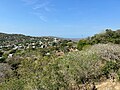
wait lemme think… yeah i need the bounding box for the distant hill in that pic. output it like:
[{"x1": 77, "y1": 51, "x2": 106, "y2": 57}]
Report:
[
  {"x1": 65, "y1": 38, "x2": 81, "y2": 41},
  {"x1": 0, "y1": 32, "x2": 77, "y2": 56},
  {"x1": 0, "y1": 32, "x2": 66, "y2": 46}
]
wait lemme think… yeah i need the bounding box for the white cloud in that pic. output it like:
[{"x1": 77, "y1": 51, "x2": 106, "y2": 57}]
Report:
[
  {"x1": 32, "y1": 12, "x2": 47, "y2": 22},
  {"x1": 21, "y1": 0, "x2": 54, "y2": 22},
  {"x1": 33, "y1": 1, "x2": 49, "y2": 10},
  {"x1": 22, "y1": 0, "x2": 38, "y2": 5},
  {"x1": 39, "y1": 15, "x2": 47, "y2": 22}
]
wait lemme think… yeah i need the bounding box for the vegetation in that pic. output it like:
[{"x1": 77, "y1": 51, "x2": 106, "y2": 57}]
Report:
[
  {"x1": 0, "y1": 30, "x2": 120, "y2": 89},
  {"x1": 77, "y1": 29, "x2": 120, "y2": 50}
]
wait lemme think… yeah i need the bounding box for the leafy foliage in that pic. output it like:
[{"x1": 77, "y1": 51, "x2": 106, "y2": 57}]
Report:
[
  {"x1": 77, "y1": 29, "x2": 120, "y2": 50},
  {"x1": 1, "y1": 31, "x2": 120, "y2": 89}
]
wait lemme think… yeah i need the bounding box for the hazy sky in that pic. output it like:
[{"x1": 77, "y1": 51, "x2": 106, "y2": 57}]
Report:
[{"x1": 0, "y1": 0, "x2": 120, "y2": 38}]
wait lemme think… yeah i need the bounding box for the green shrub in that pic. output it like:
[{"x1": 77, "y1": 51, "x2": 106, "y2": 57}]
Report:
[
  {"x1": 117, "y1": 69, "x2": 120, "y2": 81},
  {"x1": 0, "y1": 51, "x2": 4, "y2": 57},
  {"x1": 102, "y1": 61, "x2": 119, "y2": 78},
  {"x1": 0, "y1": 78, "x2": 25, "y2": 90},
  {"x1": 77, "y1": 39, "x2": 88, "y2": 50},
  {"x1": 1, "y1": 44, "x2": 120, "y2": 90},
  {"x1": 0, "y1": 57, "x2": 6, "y2": 63},
  {"x1": 59, "y1": 51, "x2": 102, "y2": 85}
]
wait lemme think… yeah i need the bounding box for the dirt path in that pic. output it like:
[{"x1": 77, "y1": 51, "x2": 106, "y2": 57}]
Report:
[{"x1": 96, "y1": 80, "x2": 120, "y2": 90}]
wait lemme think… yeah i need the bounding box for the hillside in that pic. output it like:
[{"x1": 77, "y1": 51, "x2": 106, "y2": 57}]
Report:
[
  {"x1": 77, "y1": 29, "x2": 120, "y2": 50},
  {"x1": 0, "y1": 32, "x2": 68, "y2": 46},
  {"x1": 0, "y1": 30, "x2": 120, "y2": 90},
  {"x1": 0, "y1": 32, "x2": 77, "y2": 55}
]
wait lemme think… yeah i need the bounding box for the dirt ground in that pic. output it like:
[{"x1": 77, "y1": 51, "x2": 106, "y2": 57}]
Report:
[{"x1": 96, "y1": 80, "x2": 120, "y2": 90}]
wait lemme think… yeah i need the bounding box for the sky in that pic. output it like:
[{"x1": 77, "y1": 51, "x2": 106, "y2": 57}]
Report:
[{"x1": 0, "y1": 0, "x2": 120, "y2": 38}]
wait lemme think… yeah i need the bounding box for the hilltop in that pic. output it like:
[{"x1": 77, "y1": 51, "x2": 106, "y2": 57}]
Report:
[{"x1": 77, "y1": 29, "x2": 120, "y2": 50}]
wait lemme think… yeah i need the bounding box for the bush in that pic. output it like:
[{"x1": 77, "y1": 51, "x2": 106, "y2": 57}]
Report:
[
  {"x1": 17, "y1": 56, "x2": 69, "y2": 90},
  {"x1": 1, "y1": 44, "x2": 120, "y2": 90},
  {"x1": 0, "y1": 51, "x2": 3, "y2": 57},
  {"x1": 0, "y1": 63, "x2": 13, "y2": 83},
  {"x1": 77, "y1": 39, "x2": 88, "y2": 50},
  {"x1": 89, "y1": 44, "x2": 120, "y2": 62},
  {"x1": 102, "y1": 61, "x2": 119, "y2": 78},
  {"x1": 0, "y1": 57, "x2": 6, "y2": 63},
  {"x1": 87, "y1": 44, "x2": 120, "y2": 80},
  {"x1": 59, "y1": 51, "x2": 102, "y2": 85},
  {"x1": 117, "y1": 69, "x2": 120, "y2": 81},
  {"x1": 0, "y1": 78, "x2": 25, "y2": 90}
]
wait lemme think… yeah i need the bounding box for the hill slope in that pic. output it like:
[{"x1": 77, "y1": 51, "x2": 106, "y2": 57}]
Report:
[{"x1": 77, "y1": 29, "x2": 120, "y2": 50}]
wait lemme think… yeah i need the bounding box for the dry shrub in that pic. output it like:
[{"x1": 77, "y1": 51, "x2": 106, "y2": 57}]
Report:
[{"x1": 88, "y1": 44, "x2": 120, "y2": 62}]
